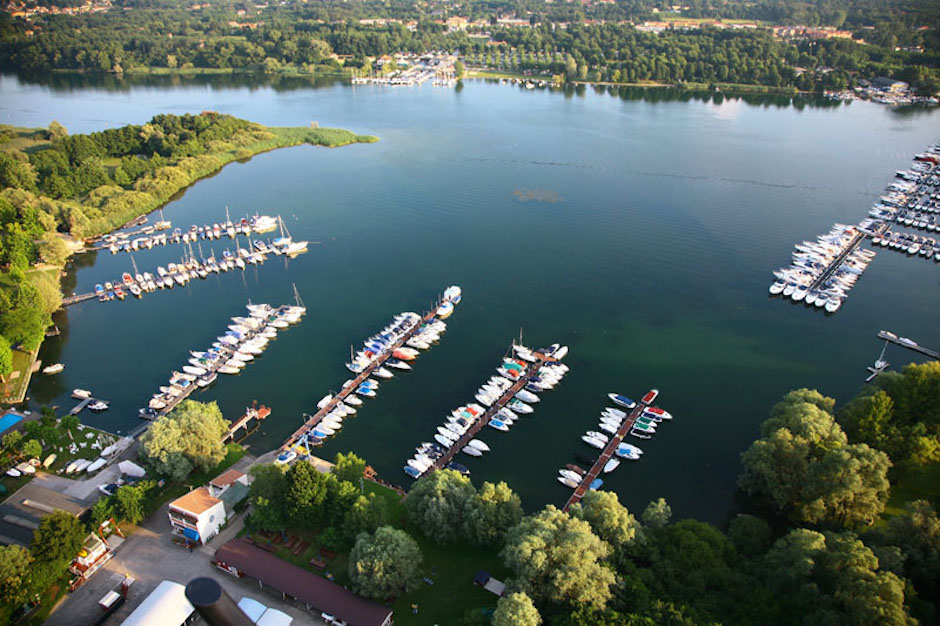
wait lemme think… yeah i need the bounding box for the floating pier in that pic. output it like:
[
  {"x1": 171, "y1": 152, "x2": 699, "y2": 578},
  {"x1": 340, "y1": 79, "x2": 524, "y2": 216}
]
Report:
[
  {"x1": 562, "y1": 391, "x2": 655, "y2": 512},
  {"x1": 69, "y1": 397, "x2": 94, "y2": 415},
  {"x1": 877, "y1": 330, "x2": 940, "y2": 359},
  {"x1": 223, "y1": 404, "x2": 271, "y2": 442},
  {"x1": 424, "y1": 350, "x2": 555, "y2": 474},
  {"x1": 280, "y1": 295, "x2": 454, "y2": 452}
]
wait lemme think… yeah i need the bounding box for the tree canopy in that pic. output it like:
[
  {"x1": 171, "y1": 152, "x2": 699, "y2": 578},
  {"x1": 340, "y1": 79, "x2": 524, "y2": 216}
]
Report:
[
  {"x1": 404, "y1": 469, "x2": 476, "y2": 545},
  {"x1": 348, "y1": 525, "x2": 423, "y2": 600},
  {"x1": 740, "y1": 388, "x2": 891, "y2": 527},
  {"x1": 501, "y1": 505, "x2": 615, "y2": 609},
  {"x1": 493, "y1": 591, "x2": 541, "y2": 626},
  {"x1": 463, "y1": 480, "x2": 523, "y2": 547},
  {"x1": 139, "y1": 400, "x2": 229, "y2": 481}
]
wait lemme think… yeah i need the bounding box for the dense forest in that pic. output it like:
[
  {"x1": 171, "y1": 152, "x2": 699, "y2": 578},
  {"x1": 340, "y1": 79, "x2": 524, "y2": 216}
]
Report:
[{"x1": 0, "y1": 0, "x2": 938, "y2": 93}]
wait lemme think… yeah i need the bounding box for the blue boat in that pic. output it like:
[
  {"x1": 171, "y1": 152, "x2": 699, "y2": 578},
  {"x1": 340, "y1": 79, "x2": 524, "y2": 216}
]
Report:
[
  {"x1": 312, "y1": 429, "x2": 330, "y2": 439},
  {"x1": 589, "y1": 478, "x2": 604, "y2": 490},
  {"x1": 94, "y1": 284, "x2": 104, "y2": 295},
  {"x1": 488, "y1": 419, "x2": 509, "y2": 432},
  {"x1": 608, "y1": 393, "x2": 636, "y2": 409},
  {"x1": 404, "y1": 466, "x2": 421, "y2": 479}
]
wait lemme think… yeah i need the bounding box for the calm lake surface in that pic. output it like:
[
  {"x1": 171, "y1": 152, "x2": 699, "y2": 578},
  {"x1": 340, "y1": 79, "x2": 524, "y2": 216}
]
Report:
[{"x1": 3, "y1": 73, "x2": 938, "y2": 525}]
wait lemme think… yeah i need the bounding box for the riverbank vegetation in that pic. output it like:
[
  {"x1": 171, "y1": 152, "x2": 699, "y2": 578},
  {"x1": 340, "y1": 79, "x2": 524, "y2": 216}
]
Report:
[
  {"x1": 0, "y1": 114, "x2": 375, "y2": 397},
  {"x1": 0, "y1": 0, "x2": 937, "y2": 94}
]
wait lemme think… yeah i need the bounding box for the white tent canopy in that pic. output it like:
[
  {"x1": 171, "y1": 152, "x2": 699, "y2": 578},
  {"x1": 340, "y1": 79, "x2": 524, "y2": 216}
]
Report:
[
  {"x1": 122, "y1": 581, "x2": 194, "y2": 626},
  {"x1": 118, "y1": 460, "x2": 147, "y2": 478}
]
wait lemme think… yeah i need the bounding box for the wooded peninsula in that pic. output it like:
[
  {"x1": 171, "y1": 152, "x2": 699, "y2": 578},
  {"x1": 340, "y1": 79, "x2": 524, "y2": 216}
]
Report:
[{"x1": 0, "y1": 113, "x2": 376, "y2": 398}]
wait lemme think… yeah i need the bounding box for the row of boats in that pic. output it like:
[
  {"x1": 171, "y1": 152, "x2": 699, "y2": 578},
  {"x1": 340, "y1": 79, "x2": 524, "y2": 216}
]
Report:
[
  {"x1": 558, "y1": 390, "x2": 671, "y2": 490},
  {"x1": 103, "y1": 213, "x2": 283, "y2": 253},
  {"x1": 404, "y1": 342, "x2": 570, "y2": 480},
  {"x1": 94, "y1": 239, "x2": 303, "y2": 302},
  {"x1": 872, "y1": 231, "x2": 940, "y2": 262},
  {"x1": 139, "y1": 303, "x2": 305, "y2": 419},
  {"x1": 769, "y1": 223, "x2": 875, "y2": 313},
  {"x1": 875, "y1": 149, "x2": 940, "y2": 235},
  {"x1": 276, "y1": 291, "x2": 462, "y2": 466}
]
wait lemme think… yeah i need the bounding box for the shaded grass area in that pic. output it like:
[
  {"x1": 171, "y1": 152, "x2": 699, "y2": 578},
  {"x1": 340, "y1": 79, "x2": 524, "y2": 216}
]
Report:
[
  {"x1": 242, "y1": 480, "x2": 507, "y2": 626},
  {"x1": 0, "y1": 348, "x2": 36, "y2": 403},
  {"x1": 0, "y1": 124, "x2": 51, "y2": 153},
  {"x1": 883, "y1": 462, "x2": 940, "y2": 518}
]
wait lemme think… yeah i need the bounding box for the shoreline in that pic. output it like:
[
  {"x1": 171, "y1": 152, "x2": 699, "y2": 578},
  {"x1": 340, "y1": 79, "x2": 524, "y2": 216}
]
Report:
[{"x1": 1, "y1": 122, "x2": 377, "y2": 408}]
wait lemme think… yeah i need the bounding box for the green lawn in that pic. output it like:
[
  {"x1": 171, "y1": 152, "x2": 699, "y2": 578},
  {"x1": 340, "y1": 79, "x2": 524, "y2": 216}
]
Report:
[{"x1": 0, "y1": 347, "x2": 36, "y2": 403}]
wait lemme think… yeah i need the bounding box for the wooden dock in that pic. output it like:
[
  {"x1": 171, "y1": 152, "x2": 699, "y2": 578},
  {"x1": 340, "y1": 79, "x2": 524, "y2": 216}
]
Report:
[
  {"x1": 69, "y1": 397, "x2": 99, "y2": 415},
  {"x1": 425, "y1": 351, "x2": 553, "y2": 474},
  {"x1": 877, "y1": 330, "x2": 940, "y2": 359},
  {"x1": 281, "y1": 301, "x2": 448, "y2": 452},
  {"x1": 562, "y1": 392, "x2": 654, "y2": 512},
  {"x1": 223, "y1": 404, "x2": 271, "y2": 442},
  {"x1": 62, "y1": 292, "x2": 97, "y2": 307}
]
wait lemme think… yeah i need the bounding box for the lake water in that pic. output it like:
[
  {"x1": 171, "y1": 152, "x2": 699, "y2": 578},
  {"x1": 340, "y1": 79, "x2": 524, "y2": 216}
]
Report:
[{"x1": 3, "y1": 73, "x2": 938, "y2": 525}]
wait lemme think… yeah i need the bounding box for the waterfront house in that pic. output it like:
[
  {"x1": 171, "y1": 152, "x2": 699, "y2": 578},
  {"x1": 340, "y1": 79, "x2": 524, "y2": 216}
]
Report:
[{"x1": 168, "y1": 487, "x2": 226, "y2": 545}]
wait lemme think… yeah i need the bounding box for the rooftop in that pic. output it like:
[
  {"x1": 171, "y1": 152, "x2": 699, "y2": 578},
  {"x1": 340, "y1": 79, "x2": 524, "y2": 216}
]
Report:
[
  {"x1": 215, "y1": 539, "x2": 392, "y2": 626},
  {"x1": 169, "y1": 487, "x2": 221, "y2": 516},
  {"x1": 0, "y1": 481, "x2": 88, "y2": 547},
  {"x1": 209, "y1": 469, "x2": 245, "y2": 488}
]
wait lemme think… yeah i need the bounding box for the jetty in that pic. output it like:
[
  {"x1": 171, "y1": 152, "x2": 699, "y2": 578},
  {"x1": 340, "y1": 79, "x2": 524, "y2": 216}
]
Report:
[
  {"x1": 280, "y1": 294, "x2": 454, "y2": 452},
  {"x1": 69, "y1": 397, "x2": 94, "y2": 415},
  {"x1": 223, "y1": 404, "x2": 271, "y2": 442},
  {"x1": 62, "y1": 292, "x2": 97, "y2": 307},
  {"x1": 137, "y1": 302, "x2": 303, "y2": 433},
  {"x1": 562, "y1": 391, "x2": 656, "y2": 512},
  {"x1": 807, "y1": 229, "x2": 868, "y2": 291},
  {"x1": 877, "y1": 330, "x2": 940, "y2": 359}
]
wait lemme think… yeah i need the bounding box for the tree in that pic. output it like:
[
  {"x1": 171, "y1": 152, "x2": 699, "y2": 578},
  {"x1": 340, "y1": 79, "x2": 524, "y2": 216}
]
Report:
[
  {"x1": 0, "y1": 545, "x2": 33, "y2": 607},
  {"x1": 884, "y1": 500, "x2": 940, "y2": 604},
  {"x1": 727, "y1": 514, "x2": 772, "y2": 559},
  {"x1": 761, "y1": 529, "x2": 909, "y2": 625},
  {"x1": 2, "y1": 430, "x2": 23, "y2": 455},
  {"x1": 90, "y1": 496, "x2": 116, "y2": 526},
  {"x1": 740, "y1": 390, "x2": 891, "y2": 527},
  {"x1": 139, "y1": 400, "x2": 229, "y2": 480},
  {"x1": 348, "y1": 526, "x2": 422, "y2": 600},
  {"x1": 333, "y1": 451, "x2": 366, "y2": 485},
  {"x1": 30, "y1": 510, "x2": 84, "y2": 567},
  {"x1": 60, "y1": 414, "x2": 79, "y2": 440},
  {"x1": 493, "y1": 591, "x2": 541, "y2": 626},
  {"x1": 0, "y1": 335, "x2": 12, "y2": 383},
  {"x1": 641, "y1": 498, "x2": 672, "y2": 530},
  {"x1": 463, "y1": 481, "x2": 523, "y2": 547},
  {"x1": 114, "y1": 485, "x2": 144, "y2": 525},
  {"x1": 799, "y1": 444, "x2": 890, "y2": 527},
  {"x1": 37, "y1": 232, "x2": 69, "y2": 267},
  {"x1": 501, "y1": 505, "x2": 615, "y2": 609},
  {"x1": 404, "y1": 469, "x2": 476, "y2": 544},
  {"x1": 454, "y1": 60, "x2": 465, "y2": 79},
  {"x1": 21, "y1": 439, "x2": 42, "y2": 459},
  {"x1": 48, "y1": 121, "x2": 68, "y2": 140},
  {"x1": 344, "y1": 493, "x2": 387, "y2": 542},
  {"x1": 285, "y1": 461, "x2": 328, "y2": 529},
  {"x1": 571, "y1": 490, "x2": 641, "y2": 549},
  {"x1": 247, "y1": 464, "x2": 288, "y2": 531}
]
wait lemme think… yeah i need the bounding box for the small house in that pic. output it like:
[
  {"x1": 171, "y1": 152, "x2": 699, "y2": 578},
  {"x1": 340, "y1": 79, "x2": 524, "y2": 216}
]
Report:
[{"x1": 168, "y1": 487, "x2": 226, "y2": 545}]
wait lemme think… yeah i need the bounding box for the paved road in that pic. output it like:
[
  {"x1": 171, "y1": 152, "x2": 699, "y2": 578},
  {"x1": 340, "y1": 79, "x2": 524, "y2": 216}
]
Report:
[{"x1": 45, "y1": 454, "x2": 322, "y2": 625}]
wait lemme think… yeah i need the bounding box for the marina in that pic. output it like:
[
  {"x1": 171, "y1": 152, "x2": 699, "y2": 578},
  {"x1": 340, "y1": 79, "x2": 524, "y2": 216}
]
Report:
[
  {"x1": 67, "y1": 233, "x2": 307, "y2": 307},
  {"x1": 769, "y1": 139, "x2": 939, "y2": 313},
  {"x1": 404, "y1": 342, "x2": 569, "y2": 480},
  {"x1": 138, "y1": 301, "x2": 305, "y2": 422},
  {"x1": 97, "y1": 213, "x2": 291, "y2": 254},
  {"x1": 563, "y1": 390, "x2": 665, "y2": 511},
  {"x1": 277, "y1": 287, "x2": 463, "y2": 461}
]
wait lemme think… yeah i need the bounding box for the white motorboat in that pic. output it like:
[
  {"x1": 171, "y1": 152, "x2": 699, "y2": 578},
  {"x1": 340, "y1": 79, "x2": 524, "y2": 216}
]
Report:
[
  {"x1": 582, "y1": 435, "x2": 606, "y2": 448},
  {"x1": 603, "y1": 458, "x2": 621, "y2": 473},
  {"x1": 558, "y1": 476, "x2": 578, "y2": 488},
  {"x1": 467, "y1": 439, "x2": 490, "y2": 452},
  {"x1": 463, "y1": 446, "x2": 483, "y2": 457},
  {"x1": 559, "y1": 469, "x2": 581, "y2": 482}
]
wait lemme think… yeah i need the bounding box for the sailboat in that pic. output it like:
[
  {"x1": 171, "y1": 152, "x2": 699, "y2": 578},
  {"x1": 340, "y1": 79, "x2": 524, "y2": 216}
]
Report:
[
  {"x1": 273, "y1": 215, "x2": 308, "y2": 256},
  {"x1": 154, "y1": 208, "x2": 171, "y2": 231}
]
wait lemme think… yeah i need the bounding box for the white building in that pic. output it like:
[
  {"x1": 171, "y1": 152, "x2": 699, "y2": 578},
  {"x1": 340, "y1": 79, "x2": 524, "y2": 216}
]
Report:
[{"x1": 168, "y1": 487, "x2": 226, "y2": 545}]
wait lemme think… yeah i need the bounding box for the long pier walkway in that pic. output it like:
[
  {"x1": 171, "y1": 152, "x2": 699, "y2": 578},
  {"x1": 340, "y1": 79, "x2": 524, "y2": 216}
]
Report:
[
  {"x1": 878, "y1": 330, "x2": 940, "y2": 359},
  {"x1": 427, "y1": 351, "x2": 553, "y2": 473},
  {"x1": 281, "y1": 304, "x2": 445, "y2": 451},
  {"x1": 62, "y1": 292, "x2": 97, "y2": 307},
  {"x1": 562, "y1": 391, "x2": 654, "y2": 512},
  {"x1": 809, "y1": 230, "x2": 868, "y2": 291}
]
